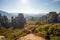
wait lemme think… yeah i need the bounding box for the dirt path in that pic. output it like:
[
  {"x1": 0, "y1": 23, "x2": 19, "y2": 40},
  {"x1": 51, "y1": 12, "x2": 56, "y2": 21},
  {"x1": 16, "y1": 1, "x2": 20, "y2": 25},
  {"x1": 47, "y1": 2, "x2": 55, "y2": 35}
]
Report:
[{"x1": 17, "y1": 34, "x2": 46, "y2": 40}]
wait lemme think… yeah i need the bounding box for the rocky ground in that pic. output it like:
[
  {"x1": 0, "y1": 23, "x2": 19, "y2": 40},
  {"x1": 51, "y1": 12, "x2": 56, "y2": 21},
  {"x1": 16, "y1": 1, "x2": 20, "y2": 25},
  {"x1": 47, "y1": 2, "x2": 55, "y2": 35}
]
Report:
[
  {"x1": 0, "y1": 36, "x2": 6, "y2": 40},
  {"x1": 17, "y1": 34, "x2": 46, "y2": 40}
]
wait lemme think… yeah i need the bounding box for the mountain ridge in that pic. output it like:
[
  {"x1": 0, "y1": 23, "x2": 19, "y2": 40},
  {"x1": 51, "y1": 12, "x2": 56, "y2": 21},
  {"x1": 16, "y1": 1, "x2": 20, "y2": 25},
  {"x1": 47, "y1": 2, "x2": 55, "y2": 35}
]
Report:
[{"x1": 0, "y1": 10, "x2": 45, "y2": 18}]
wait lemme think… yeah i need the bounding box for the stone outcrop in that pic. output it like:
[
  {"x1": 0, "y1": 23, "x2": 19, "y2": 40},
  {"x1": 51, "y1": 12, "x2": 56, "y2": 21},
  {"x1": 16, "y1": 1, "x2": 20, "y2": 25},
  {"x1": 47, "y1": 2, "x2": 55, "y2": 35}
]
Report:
[
  {"x1": 0, "y1": 13, "x2": 26, "y2": 29},
  {"x1": 0, "y1": 36, "x2": 6, "y2": 40},
  {"x1": 11, "y1": 13, "x2": 26, "y2": 29},
  {"x1": 38, "y1": 12, "x2": 60, "y2": 24},
  {"x1": 17, "y1": 34, "x2": 46, "y2": 40},
  {"x1": 0, "y1": 12, "x2": 60, "y2": 28},
  {"x1": 57, "y1": 13, "x2": 60, "y2": 22},
  {"x1": 0, "y1": 14, "x2": 9, "y2": 28}
]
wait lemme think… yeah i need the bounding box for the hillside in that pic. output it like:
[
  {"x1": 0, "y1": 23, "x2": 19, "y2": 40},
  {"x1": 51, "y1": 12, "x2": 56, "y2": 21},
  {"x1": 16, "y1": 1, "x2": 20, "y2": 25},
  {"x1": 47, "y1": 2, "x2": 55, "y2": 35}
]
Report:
[
  {"x1": 0, "y1": 11, "x2": 60, "y2": 40},
  {"x1": 0, "y1": 23, "x2": 60, "y2": 40}
]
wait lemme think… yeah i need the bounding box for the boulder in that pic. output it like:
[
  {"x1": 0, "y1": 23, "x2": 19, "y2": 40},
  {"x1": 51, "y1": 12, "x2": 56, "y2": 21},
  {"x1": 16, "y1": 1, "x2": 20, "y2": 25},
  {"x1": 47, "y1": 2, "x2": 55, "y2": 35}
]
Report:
[
  {"x1": 0, "y1": 36, "x2": 7, "y2": 40},
  {"x1": 17, "y1": 34, "x2": 46, "y2": 40}
]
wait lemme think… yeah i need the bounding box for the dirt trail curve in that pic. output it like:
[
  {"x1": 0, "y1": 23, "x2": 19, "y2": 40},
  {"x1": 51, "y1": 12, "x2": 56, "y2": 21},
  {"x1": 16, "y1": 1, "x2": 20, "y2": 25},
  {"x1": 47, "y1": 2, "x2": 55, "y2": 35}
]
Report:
[{"x1": 17, "y1": 34, "x2": 46, "y2": 40}]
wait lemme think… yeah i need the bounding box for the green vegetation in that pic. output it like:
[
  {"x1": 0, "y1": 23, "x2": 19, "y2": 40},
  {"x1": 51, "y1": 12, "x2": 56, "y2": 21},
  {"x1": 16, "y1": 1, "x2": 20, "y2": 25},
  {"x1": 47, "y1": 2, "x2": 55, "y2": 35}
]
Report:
[
  {"x1": 34, "y1": 23, "x2": 60, "y2": 40},
  {"x1": 0, "y1": 23, "x2": 60, "y2": 40},
  {"x1": 0, "y1": 28, "x2": 27, "y2": 40}
]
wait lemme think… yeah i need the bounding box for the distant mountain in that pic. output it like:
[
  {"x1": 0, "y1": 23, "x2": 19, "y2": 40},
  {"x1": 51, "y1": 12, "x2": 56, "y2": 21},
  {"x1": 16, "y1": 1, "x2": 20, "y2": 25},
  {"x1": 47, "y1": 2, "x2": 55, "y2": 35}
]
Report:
[
  {"x1": 24, "y1": 13, "x2": 45, "y2": 17},
  {"x1": 24, "y1": 13, "x2": 46, "y2": 19},
  {"x1": 0, "y1": 11, "x2": 45, "y2": 18},
  {"x1": 0, "y1": 11, "x2": 12, "y2": 18},
  {"x1": 0, "y1": 11, "x2": 17, "y2": 18}
]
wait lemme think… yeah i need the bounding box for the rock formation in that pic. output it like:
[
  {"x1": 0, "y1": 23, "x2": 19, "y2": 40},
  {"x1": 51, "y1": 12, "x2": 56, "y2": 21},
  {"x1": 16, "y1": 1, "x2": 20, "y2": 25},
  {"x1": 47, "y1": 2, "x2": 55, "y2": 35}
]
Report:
[{"x1": 17, "y1": 34, "x2": 46, "y2": 40}]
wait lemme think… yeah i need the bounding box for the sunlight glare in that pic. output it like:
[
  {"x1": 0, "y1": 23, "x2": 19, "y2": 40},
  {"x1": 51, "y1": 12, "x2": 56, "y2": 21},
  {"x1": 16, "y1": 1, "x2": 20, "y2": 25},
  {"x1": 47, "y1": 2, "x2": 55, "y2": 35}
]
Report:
[{"x1": 21, "y1": 0, "x2": 28, "y2": 5}]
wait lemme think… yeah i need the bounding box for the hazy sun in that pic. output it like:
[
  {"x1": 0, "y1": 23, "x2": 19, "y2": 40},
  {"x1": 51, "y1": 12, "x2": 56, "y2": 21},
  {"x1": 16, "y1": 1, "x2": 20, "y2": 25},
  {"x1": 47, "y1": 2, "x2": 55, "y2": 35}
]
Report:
[{"x1": 21, "y1": 0, "x2": 28, "y2": 4}]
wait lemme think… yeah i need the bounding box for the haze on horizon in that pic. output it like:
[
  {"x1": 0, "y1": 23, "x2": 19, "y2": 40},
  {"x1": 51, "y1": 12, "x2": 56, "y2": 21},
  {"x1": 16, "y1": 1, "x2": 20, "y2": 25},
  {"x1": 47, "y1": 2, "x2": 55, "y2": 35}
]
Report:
[{"x1": 0, "y1": 0, "x2": 60, "y2": 14}]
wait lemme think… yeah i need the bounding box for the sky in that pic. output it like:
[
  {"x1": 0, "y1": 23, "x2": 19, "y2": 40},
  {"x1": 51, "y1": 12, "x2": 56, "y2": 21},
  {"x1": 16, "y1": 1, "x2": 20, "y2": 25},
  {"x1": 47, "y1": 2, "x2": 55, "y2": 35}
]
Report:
[{"x1": 0, "y1": 0, "x2": 60, "y2": 14}]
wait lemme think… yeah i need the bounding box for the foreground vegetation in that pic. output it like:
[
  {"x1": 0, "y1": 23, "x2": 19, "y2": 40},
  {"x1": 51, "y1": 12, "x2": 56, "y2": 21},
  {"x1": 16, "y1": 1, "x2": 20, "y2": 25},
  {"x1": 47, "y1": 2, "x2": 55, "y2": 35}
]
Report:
[{"x1": 0, "y1": 23, "x2": 60, "y2": 40}]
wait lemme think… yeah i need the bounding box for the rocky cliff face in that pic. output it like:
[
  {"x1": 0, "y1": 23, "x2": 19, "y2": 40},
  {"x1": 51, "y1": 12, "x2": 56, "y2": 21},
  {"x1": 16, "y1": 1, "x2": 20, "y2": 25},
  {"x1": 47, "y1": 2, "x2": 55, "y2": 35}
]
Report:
[
  {"x1": 57, "y1": 13, "x2": 60, "y2": 22},
  {"x1": 0, "y1": 13, "x2": 26, "y2": 29},
  {"x1": 0, "y1": 14, "x2": 9, "y2": 28},
  {"x1": 47, "y1": 12, "x2": 57, "y2": 23},
  {"x1": 39, "y1": 12, "x2": 60, "y2": 24},
  {"x1": 11, "y1": 13, "x2": 26, "y2": 29}
]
